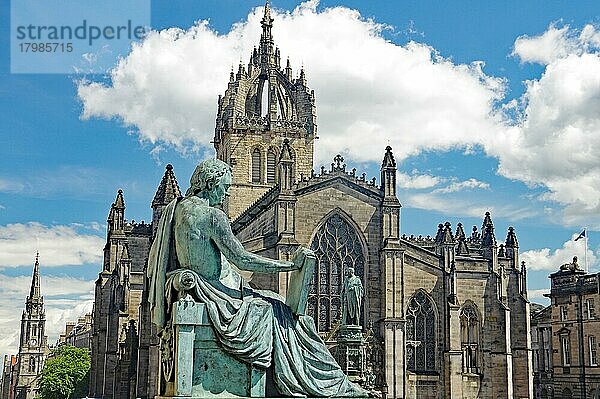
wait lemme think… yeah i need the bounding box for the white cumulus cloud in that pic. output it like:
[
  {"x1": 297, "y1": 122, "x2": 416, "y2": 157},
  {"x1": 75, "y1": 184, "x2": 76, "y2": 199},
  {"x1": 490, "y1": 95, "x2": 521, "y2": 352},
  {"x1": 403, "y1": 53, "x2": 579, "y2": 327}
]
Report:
[
  {"x1": 513, "y1": 23, "x2": 600, "y2": 65},
  {"x1": 521, "y1": 235, "x2": 597, "y2": 271},
  {"x1": 492, "y1": 24, "x2": 600, "y2": 227},
  {"x1": 433, "y1": 178, "x2": 490, "y2": 194},
  {"x1": 397, "y1": 172, "x2": 442, "y2": 189},
  {"x1": 0, "y1": 223, "x2": 104, "y2": 267},
  {"x1": 77, "y1": 5, "x2": 600, "y2": 227},
  {"x1": 77, "y1": 1, "x2": 505, "y2": 163}
]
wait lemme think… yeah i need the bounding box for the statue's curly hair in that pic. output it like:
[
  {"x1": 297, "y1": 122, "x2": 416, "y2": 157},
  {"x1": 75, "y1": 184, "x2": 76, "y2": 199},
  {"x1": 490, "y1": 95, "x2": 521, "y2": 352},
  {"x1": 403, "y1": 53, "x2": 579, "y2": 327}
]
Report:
[{"x1": 185, "y1": 158, "x2": 232, "y2": 197}]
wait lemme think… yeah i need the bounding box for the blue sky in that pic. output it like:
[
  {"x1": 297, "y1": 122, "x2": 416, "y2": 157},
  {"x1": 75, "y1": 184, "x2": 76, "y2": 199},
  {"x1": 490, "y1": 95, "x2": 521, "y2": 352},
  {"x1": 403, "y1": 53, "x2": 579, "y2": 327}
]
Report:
[{"x1": 1, "y1": 0, "x2": 599, "y2": 355}]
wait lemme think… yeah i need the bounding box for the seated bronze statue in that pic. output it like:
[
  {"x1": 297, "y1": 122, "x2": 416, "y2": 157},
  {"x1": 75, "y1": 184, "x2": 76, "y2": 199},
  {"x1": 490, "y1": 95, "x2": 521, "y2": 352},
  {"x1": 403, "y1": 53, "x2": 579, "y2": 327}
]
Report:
[{"x1": 148, "y1": 159, "x2": 370, "y2": 397}]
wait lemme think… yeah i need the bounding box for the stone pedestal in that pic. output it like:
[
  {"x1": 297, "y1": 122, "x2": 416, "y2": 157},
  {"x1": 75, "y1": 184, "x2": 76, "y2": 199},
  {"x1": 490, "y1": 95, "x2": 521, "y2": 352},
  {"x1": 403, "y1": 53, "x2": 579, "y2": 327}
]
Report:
[
  {"x1": 335, "y1": 325, "x2": 366, "y2": 383},
  {"x1": 158, "y1": 297, "x2": 266, "y2": 398}
]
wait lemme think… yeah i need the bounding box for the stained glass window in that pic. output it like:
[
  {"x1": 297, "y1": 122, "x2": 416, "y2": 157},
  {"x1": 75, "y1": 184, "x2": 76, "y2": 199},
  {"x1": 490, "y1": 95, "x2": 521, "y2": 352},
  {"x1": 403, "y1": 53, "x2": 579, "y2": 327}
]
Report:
[
  {"x1": 406, "y1": 291, "x2": 436, "y2": 372},
  {"x1": 460, "y1": 304, "x2": 479, "y2": 373},
  {"x1": 308, "y1": 213, "x2": 365, "y2": 333}
]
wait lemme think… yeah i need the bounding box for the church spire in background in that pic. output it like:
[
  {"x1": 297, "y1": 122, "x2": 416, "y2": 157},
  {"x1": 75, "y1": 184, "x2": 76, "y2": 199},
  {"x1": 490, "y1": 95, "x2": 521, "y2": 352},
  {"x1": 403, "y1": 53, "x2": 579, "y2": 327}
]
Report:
[{"x1": 29, "y1": 252, "x2": 41, "y2": 301}]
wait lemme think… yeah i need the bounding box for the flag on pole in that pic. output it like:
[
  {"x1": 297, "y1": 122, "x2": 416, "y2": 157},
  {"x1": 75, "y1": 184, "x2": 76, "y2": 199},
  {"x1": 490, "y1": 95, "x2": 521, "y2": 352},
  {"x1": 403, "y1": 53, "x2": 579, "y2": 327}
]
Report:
[{"x1": 575, "y1": 229, "x2": 586, "y2": 241}]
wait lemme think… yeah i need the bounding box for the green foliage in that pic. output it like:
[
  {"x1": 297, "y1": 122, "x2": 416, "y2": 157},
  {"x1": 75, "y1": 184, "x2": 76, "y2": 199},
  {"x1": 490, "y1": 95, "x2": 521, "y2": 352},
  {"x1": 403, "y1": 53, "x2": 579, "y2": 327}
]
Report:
[{"x1": 38, "y1": 345, "x2": 90, "y2": 399}]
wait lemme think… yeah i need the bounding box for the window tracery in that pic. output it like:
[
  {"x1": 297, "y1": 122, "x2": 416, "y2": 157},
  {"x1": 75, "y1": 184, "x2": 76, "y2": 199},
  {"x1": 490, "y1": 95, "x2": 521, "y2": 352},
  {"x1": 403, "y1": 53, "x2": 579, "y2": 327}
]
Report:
[
  {"x1": 308, "y1": 213, "x2": 365, "y2": 333},
  {"x1": 460, "y1": 304, "x2": 479, "y2": 373},
  {"x1": 406, "y1": 291, "x2": 436, "y2": 372}
]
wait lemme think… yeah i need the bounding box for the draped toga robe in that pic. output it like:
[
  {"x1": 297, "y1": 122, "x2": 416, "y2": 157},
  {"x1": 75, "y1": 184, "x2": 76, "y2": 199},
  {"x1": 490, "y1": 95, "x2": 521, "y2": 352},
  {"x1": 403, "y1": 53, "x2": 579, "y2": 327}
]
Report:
[{"x1": 147, "y1": 198, "x2": 368, "y2": 398}]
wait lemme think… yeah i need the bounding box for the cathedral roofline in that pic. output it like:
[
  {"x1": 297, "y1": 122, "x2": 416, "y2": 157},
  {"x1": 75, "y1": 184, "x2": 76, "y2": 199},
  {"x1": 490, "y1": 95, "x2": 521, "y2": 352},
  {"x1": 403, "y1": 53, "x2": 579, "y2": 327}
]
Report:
[
  {"x1": 294, "y1": 154, "x2": 383, "y2": 198},
  {"x1": 231, "y1": 156, "x2": 385, "y2": 232}
]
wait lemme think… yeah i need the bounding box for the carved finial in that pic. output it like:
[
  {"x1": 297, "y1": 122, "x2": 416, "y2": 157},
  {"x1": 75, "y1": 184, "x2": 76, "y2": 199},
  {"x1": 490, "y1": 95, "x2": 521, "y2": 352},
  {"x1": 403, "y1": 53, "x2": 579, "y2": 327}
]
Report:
[
  {"x1": 455, "y1": 223, "x2": 469, "y2": 255},
  {"x1": 381, "y1": 146, "x2": 396, "y2": 168},
  {"x1": 434, "y1": 223, "x2": 444, "y2": 243},
  {"x1": 442, "y1": 222, "x2": 454, "y2": 244},
  {"x1": 505, "y1": 226, "x2": 519, "y2": 248},
  {"x1": 498, "y1": 244, "x2": 505, "y2": 257}
]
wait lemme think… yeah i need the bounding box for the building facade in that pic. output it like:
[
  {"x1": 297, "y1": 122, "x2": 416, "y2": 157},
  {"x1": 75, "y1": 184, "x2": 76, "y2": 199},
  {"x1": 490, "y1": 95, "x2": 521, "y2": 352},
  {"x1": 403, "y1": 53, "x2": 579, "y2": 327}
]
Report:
[
  {"x1": 532, "y1": 257, "x2": 600, "y2": 399},
  {"x1": 57, "y1": 313, "x2": 93, "y2": 351},
  {"x1": 0, "y1": 255, "x2": 49, "y2": 399},
  {"x1": 89, "y1": 165, "x2": 181, "y2": 399},
  {"x1": 88, "y1": 3, "x2": 533, "y2": 398},
  {"x1": 0, "y1": 356, "x2": 17, "y2": 399}
]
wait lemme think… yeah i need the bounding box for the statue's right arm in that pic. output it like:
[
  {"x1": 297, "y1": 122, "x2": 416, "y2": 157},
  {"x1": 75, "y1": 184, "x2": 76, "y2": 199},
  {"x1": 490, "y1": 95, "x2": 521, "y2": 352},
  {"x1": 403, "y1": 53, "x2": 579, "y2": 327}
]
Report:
[{"x1": 210, "y1": 208, "x2": 298, "y2": 273}]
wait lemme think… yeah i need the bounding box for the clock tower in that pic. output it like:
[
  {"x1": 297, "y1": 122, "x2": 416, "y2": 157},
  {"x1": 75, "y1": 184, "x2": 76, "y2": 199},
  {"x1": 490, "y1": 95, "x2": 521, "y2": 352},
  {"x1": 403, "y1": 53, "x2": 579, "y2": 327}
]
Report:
[{"x1": 14, "y1": 253, "x2": 48, "y2": 399}]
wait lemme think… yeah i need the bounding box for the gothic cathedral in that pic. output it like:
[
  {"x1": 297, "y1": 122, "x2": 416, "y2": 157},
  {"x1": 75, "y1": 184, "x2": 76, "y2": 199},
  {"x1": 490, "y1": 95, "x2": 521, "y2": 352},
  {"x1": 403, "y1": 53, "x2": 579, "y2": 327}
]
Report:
[{"x1": 88, "y1": 3, "x2": 533, "y2": 398}]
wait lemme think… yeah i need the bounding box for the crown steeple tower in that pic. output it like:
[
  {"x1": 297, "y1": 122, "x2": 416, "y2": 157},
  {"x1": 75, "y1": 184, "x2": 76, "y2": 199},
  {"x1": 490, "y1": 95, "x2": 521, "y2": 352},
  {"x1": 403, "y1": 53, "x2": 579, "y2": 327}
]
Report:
[{"x1": 214, "y1": 1, "x2": 317, "y2": 220}]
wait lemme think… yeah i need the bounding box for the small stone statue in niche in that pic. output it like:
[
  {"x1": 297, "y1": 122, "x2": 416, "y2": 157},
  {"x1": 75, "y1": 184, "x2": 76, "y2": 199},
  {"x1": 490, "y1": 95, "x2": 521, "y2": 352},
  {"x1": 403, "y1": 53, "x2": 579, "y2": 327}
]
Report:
[{"x1": 342, "y1": 267, "x2": 364, "y2": 326}]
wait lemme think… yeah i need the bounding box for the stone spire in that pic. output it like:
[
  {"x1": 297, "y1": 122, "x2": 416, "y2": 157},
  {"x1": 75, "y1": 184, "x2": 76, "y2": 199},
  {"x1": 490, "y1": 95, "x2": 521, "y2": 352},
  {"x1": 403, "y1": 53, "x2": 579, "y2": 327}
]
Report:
[
  {"x1": 442, "y1": 222, "x2": 454, "y2": 244},
  {"x1": 108, "y1": 190, "x2": 125, "y2": 233},
  {"x1": 481, "y1": 212, "x2": 496, "y2": 247},
  {"x1": 455, "y1": 223, "x2": 469, "y2": 255},
  {"x1": 380, "y1": 146, "x2": 401, "y2": 242},
  {"x1": 152, "y1": 164, "x2": 181, "y2": 208},
  {"x1": 434, "y1": 223, "x2": 444, "y2": 245},
  {"x1": 29, "y1": 252, "x2": 41, "y2": 301},
  {"x1": 152, "y1": 164, "x2": 182, "y2": 237},
  {"x1": 505, "y1": 226, "x2": 518, "y2": 247},
  {"x1": 504, "y1": 226, "x2": 519, "y2": 263},
  {"x1": 481, "y1": 211, "x2": 493, "y2": 232},
  {"x1": 259, "y1": 0, "x2": 275, "y2": 67},
  {"x1": 481, "y1": 212, "x2": 497, "y2": 262},
  {"x1": 380, "y1": 146, "x2": 398, "y2": 200}
]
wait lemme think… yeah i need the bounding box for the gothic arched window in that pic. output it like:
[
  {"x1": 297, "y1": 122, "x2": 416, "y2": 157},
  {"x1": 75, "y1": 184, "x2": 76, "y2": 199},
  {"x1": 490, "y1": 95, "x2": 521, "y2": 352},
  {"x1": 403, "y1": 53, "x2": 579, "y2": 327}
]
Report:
[
  {"x1": 28, "y1": 356, "x2": 35, "y2": 373},
  {"x1": 251, "y1": 148, "x2": 262, "y2": 183},
  {"x1": 460, "y1": 304, "x2": 480, "y2": 373},
  {"x1": 308, "y1": 213, "x2": 365, "y2": 333},
  {"x1": 266, "y1": 150, "x2": 277, "y2": 184},
  {"x1": 406, "y1": 291, "x2": 436, "y2": 372}
]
